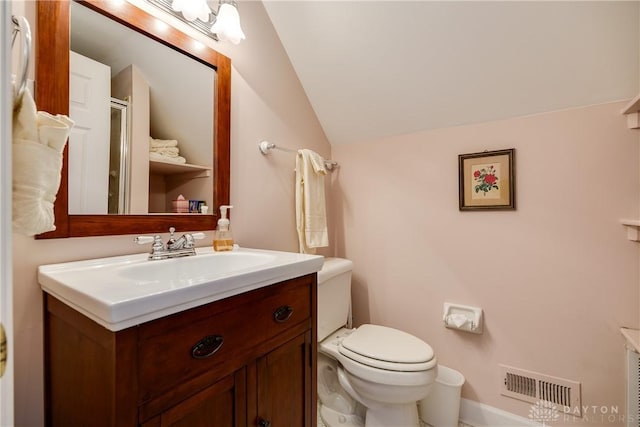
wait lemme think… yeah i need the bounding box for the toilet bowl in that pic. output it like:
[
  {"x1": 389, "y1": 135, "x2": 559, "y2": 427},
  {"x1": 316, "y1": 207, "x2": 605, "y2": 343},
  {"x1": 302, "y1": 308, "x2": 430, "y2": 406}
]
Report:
[{"x1": 317, "y1": 258, "x2": 437, "y2": 427}]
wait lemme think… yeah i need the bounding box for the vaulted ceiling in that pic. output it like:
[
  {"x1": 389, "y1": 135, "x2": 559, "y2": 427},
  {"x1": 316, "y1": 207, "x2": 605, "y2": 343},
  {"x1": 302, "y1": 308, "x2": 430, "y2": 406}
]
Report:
[{"x1": 263, "y1": 1, "x2": 639, "y2": 145}]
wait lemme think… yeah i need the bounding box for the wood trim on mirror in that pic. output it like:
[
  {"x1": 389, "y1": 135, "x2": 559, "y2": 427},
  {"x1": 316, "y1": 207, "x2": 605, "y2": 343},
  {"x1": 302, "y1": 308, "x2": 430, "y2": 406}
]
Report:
[{"x1": 36, "y1": 0, "x2": 230, "y2": 238}]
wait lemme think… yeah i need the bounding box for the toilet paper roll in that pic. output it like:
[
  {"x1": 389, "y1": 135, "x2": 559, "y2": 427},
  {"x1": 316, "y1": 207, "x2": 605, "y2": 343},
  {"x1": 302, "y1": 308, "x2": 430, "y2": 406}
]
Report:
[{"x1": 446, "y1": 314, "x2": 468, "y2": 328}]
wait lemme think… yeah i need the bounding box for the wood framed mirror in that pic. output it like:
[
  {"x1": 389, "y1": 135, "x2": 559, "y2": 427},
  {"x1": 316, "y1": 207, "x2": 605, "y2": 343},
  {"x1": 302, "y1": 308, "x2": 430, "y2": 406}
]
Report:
[{"x1": 36, "y1": 0, "x2": 230, "y2": 238}]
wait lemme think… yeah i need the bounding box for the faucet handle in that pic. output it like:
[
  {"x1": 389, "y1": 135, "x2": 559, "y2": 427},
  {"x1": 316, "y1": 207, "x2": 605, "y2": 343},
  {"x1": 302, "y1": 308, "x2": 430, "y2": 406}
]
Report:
[
  {"x1": 135, "y1": 235, "x2": 164, "y2": 251},
  {"x1": 151, "y1": 235, "x2": 164, "y2": 251},
  {"x1": 182, "y1": 232, "x2": 206, "y2": 249},
  {"x1": 135, "y1": 235, "x2": 166, "y2": 259},
  {"x1": 134, "y1": 235, "x2": 155, "y2": 245}
]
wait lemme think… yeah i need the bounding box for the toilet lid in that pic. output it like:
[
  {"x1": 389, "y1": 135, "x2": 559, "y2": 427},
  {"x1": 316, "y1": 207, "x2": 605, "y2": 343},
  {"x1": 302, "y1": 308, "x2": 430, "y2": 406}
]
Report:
[{"x1": 339, "y1": 324, "x2": 434, "y2": 369}]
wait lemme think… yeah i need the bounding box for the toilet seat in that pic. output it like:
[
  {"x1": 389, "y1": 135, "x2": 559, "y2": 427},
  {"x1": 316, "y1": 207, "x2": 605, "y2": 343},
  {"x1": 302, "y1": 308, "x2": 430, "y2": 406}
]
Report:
[{"x1": 339, "y1": 324, "x2": 436, "y2": 372}]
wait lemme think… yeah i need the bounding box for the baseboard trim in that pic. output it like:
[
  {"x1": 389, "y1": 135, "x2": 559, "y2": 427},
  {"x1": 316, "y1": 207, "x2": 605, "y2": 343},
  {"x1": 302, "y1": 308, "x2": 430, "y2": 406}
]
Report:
[{"x1": 459, "y1": 398, "x2": 541, "y2": 427}]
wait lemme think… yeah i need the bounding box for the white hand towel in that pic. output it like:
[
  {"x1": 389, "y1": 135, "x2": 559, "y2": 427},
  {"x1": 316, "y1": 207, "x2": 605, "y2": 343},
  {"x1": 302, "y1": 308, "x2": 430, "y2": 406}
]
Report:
[
  {"x1": 149, "y1": 137, "x2": 179, "y2": 148},
  {"x1": 296, "y1": 149, "x2": 329, "y2": 254},
  {"x1": 12, "y1": 87, "x2": 74, "y2": 236},
  {"x1": 149, "y1": 146, "x2": 180, "y2": 157}
]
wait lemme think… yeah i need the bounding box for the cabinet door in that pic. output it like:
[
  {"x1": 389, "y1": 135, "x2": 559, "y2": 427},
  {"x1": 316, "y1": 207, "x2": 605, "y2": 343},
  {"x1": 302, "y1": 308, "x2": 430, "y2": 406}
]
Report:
[
  {"x1": 142, "y1": 370, "x2": 246, "y2": 427},
  {"x1": 256, "y1": 332, "x2": 312, "y2": 427}
]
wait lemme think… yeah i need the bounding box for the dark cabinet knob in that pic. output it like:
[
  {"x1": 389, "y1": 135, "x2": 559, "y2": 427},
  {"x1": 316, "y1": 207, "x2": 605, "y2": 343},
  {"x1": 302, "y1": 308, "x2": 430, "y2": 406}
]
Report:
[
  {"x1": 191, "y1": 335, "x2": 224, "y2": 359},
  {"x1": 273, "y1": 305, "x2": 293, "y2": 323},
  {"x1": 258, "y1": 419, "x2": 271, "y2": 427}
]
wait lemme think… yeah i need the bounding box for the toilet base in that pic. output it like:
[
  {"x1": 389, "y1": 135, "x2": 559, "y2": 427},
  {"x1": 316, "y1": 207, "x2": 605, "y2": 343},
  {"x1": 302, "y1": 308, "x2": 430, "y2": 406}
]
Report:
[
  {"x1": 319, "y1": 403, "x2": 364, "y2": 427},
  {"x1": 318, "y1": 402, "x2": 433, "y2": 427},
  {"x1": 363, "y1": 403, "x2": 420, "y2": 427}
]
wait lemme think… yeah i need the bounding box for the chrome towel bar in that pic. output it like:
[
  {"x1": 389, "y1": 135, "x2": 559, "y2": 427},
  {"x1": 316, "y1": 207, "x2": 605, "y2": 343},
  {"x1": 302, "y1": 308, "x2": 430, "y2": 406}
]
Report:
[{"x1": 258, "y1": 140, "x2": 338, "y2": 171}]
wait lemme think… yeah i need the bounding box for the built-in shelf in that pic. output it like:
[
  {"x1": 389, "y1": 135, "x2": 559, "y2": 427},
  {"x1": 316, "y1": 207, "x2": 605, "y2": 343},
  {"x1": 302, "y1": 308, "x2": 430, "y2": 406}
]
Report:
[
  {"x1": 621, "y1": 94, "x2": 640, "y2": 129},
  {"x1": 149, "y1": 159, "x2": 212, "y2": 178},
  {"x1": 620, "y1": 328, "x2": 640, "y2": 353},
  {"x1": 620, "y1": 219, "x2": 640, "y2": 241}
]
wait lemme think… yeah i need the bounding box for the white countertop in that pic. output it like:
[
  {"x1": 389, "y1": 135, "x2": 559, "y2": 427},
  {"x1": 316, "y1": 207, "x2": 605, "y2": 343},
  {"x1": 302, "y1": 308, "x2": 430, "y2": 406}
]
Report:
[{"x1": 39, "y1": 247, "x2": 324, "y2": 331}]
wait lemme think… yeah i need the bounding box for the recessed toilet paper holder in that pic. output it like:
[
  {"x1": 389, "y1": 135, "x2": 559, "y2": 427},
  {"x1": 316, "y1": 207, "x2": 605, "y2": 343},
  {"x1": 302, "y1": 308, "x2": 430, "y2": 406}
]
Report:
[{"x1": 443, "y1": 302, "x2": 483, "y2": 334}]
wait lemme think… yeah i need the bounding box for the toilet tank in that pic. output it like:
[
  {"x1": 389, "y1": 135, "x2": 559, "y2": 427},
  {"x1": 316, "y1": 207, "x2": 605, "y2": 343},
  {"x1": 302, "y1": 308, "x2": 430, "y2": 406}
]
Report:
[{"x1": 317, "y1": 257, "x2": 353, "y2": 342}]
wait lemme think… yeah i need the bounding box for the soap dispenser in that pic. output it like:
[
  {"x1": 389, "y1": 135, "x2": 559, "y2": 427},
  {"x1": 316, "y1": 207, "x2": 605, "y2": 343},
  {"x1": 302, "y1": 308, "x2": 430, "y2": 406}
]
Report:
[{"x1": 213, "y1": 205, "x2": 234, "y2": 251}]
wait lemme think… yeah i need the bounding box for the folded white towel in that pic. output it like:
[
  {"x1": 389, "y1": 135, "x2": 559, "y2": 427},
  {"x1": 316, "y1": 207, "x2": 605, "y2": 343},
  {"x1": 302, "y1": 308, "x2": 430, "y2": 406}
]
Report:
[
  {"x1": 149, "y1": 151, "x2": 187, "y2": 164},
  {"x1": 13, "y1": 142, "x2": 63, "y2": 235},
  {"x1": 12, "y1": 87, "x2": 74, "y2": 236},
  {"x1": 150, "y1": 146, "x2": 180, "y2": 157},
  {"x1": 149, "y1": 137, "x2": 179, "y2": 148},
  {"x1": 295, "y1": 149, "x2": 329, "y2": 254}
]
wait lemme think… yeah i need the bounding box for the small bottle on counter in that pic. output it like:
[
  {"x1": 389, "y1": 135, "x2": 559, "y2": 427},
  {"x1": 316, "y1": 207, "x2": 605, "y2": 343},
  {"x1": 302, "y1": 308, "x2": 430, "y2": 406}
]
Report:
[{"x1": 213, "y1": 205, "x2": 234, "y2": 251}]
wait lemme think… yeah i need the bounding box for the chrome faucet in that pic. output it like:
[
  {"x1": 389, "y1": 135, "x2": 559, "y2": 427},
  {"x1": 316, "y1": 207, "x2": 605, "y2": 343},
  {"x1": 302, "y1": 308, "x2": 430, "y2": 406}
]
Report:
[{"x1": 134, "y1": 227, "x2": 205, "y2": 260}]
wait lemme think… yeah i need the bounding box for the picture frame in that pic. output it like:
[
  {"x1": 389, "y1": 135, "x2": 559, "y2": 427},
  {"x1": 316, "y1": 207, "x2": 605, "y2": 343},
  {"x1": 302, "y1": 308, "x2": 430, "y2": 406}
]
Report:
[{"x1": 458, "y1": 149, "x2": 515, "y2": 211}]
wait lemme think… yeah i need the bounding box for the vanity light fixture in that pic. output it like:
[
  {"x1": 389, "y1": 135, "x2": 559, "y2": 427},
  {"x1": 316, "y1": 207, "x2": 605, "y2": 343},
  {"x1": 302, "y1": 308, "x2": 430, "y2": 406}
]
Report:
[
  {"x1": 146, "y1": 0, "x2": 245, "y2": 44},
  {"x1": 210, "y1": 0, "x2": 245, "y2": 45},
  {"x1": 171, "y1": 0, "x2": 211, "y2": 22}
]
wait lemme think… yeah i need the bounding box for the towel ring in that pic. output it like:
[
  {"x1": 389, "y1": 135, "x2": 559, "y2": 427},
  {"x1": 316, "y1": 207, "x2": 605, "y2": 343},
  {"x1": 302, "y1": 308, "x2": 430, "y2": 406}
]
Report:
[{"x1": 11, "y1": 15, "x2": 32, "y2": 104}]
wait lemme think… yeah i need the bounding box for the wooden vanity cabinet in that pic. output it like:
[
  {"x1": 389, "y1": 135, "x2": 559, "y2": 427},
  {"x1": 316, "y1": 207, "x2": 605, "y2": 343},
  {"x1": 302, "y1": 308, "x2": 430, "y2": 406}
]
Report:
[{"x1": 44, "y1": 274, "x2": 317, "y2": 427}]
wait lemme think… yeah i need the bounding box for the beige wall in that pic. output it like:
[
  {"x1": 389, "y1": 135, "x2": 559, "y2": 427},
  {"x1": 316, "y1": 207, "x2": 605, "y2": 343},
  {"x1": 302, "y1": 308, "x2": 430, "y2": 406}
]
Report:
[
  {"x1": 330, "y1": 101, "x2": 640, "y2": 424},
  {"x1": 10, "y1": 1, "x2": 330, "y2": 425}
]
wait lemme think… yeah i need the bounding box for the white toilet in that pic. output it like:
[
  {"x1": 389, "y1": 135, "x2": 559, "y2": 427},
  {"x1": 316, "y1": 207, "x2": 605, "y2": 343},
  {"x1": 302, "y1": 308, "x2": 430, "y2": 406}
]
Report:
[{"x1": 317, "y1": 258, "x2": 438, "y2": 427}]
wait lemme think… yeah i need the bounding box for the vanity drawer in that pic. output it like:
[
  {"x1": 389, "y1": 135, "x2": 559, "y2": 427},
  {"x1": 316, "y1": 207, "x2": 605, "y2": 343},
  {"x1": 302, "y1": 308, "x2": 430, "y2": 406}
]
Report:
[{"x1": 137, "y1": 276, "x2": 312, "y2": 404}]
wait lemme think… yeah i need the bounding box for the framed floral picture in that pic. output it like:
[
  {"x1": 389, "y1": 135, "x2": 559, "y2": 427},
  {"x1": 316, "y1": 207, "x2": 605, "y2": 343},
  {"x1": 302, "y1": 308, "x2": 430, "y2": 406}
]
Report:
[{"x1": 458, "y1": 149, "x2": 515, "y2": 210}]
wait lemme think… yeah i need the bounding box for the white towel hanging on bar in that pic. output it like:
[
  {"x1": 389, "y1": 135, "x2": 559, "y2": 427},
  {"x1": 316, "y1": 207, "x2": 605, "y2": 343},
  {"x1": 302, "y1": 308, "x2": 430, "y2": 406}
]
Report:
[{"x1": 295, "y1": 149, "x2": 329, "y2": 254}]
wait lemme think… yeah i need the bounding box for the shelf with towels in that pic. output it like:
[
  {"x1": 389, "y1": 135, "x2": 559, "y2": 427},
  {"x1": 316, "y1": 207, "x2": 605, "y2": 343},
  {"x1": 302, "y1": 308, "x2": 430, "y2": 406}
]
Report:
[{"x1": 149, "y1": 159, "x2": 211, "y2": 178}]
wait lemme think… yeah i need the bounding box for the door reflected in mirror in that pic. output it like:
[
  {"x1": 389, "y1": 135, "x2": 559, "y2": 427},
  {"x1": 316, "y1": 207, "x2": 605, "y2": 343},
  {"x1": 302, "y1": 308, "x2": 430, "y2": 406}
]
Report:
[{"x1": 69, "y1": 1, "x2": 215, "y2": 215}]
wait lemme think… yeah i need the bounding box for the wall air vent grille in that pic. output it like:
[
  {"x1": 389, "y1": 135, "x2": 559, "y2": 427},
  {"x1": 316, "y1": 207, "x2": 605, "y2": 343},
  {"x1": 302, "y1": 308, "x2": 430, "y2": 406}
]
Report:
[
  {"x1": 500, "y1": 364, "x2": 581, "y2": 416},
  {"x1": 538, "y1": 380, "x2": 573, "y2": 408},
  {"x1": 504, "y1": 372, "x2": 536, "y2": 398}
]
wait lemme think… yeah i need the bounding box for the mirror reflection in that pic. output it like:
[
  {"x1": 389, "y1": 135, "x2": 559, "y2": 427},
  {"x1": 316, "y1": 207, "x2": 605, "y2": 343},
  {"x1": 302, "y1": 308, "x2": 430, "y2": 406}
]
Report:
[
  {"x1": 109, "y1": 98, "x2": 129, "y2": 214},
  {"x1": 69, "y1": 1, "x2": 215, "y2": 215}
]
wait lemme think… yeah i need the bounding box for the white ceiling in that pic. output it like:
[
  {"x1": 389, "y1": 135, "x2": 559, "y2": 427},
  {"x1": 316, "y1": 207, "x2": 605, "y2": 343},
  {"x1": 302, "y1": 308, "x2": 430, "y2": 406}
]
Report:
[{"x1": 263, "y1": 1, "x2": 639, "y2": 145}]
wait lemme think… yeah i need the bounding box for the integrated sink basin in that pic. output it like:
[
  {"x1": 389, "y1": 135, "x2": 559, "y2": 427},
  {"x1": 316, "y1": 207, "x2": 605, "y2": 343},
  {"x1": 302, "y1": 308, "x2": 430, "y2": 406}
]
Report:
[
  {"x1": 119, "y1": 250, "x2": 276, "y2": 282},
  {"x1": 39, "y1": 247, "x2": 324, "y2": 331}
]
